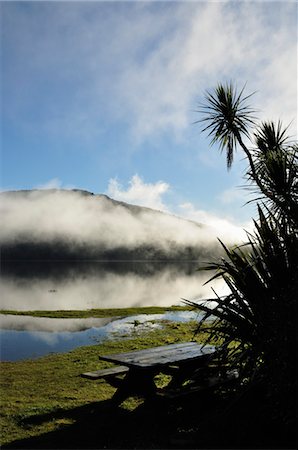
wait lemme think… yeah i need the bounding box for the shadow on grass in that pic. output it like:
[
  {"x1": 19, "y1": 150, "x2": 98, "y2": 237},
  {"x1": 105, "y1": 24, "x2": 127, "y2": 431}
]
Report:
[
  {"x1": 3, "y1": 398, "x2": 180, "y2": 449},
  {"x1": 3, "y1": 390, "x2": 297, "y2": 450}
]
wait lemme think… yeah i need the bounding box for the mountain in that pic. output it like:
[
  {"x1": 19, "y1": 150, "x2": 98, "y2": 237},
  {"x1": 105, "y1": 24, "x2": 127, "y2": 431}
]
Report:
[{"x1": 0, "y1": 189, "x2": 221, "y2": 261}]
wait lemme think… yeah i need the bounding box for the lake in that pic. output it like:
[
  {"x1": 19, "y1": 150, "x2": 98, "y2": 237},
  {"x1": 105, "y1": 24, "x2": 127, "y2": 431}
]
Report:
[{"x1": 0, "y1": 261, "x2": 226, "y2": 361}]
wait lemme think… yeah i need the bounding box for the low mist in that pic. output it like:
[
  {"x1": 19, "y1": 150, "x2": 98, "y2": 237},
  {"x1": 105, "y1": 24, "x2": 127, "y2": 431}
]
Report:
[{"x1": 0, "y1": 189, "x2": 239, "y2": 258}]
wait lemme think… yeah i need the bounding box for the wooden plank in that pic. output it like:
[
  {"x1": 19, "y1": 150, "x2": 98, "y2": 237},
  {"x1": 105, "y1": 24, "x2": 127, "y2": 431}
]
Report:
[
  {"x1": 134, "y1": 348, "x2": 215, "y2": 367},
  {"x1": 113, "y1": 343, "x2": 201, "y2": 363},
  {"x1": 81, "y1": 366, "x2": 129, "y2": 379},
  {"x1": 122, "y1": 346, "x2": 213, "y2": 365},
  {"x1": 100, "y1": 345, "x2": 215, "y2": 367},
  {"x1": 135, "y1": 344, "x2": 213, "y2": 362},
  {"x1": 99, "y1": 342, "x2": 198, "y2": 362}
]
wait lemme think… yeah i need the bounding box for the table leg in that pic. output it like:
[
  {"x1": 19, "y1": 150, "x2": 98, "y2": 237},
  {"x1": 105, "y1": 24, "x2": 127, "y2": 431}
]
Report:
[
  {"x1": 167, "y1": 360, "x2": 210, "y2": 389},
  {"x1": 111, "y1": 368, "x2": 157, "y2": 405}
]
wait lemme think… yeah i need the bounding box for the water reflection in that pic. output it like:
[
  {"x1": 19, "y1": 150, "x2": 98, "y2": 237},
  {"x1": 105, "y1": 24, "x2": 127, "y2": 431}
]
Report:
[
  {"x1": 0, "y1": 314, "x2": 114, "y2": 332},
  {"x1": 0, "y1": 261, "x2": 225, "y2": 361},
  {"x1": 1, "y1": 261, "x2": 228, "y2": 310},
  {"x1": 0, "y1": 311, "x2": 201, "y2": 361}
]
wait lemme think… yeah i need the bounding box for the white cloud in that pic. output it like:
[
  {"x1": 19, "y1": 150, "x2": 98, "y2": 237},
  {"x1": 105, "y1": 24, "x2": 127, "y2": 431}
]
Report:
[
  {"x1": 106, "y1": 174, "x2": 170, "y2": 211},
  {"x1": 106, "y1": 174, "x2": 252, "y2": 242},
  {"x1": 178, "y1": 202, "x2": 253, "y2": 242},
  {"x1": 218, "y1": 187, "x2": 248, "y2": 206},
  {"x1": 112, "y1": 2, "x2": 297, "y2": 142},
  {"x1": 3, "y1": 2, "x2": 296, "y2": 144}
]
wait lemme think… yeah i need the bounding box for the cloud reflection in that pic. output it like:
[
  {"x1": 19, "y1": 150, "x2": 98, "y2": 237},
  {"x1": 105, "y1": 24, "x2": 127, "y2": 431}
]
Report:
[
  {"x1": 0, "y1": 266, "x2": 228, "y2": 311},
  {"x1": 0, "y1": 315, "x2": 114, "y2": 332}
]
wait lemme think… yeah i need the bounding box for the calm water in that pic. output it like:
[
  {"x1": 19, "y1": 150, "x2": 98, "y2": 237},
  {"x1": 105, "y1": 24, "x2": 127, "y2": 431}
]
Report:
[
  {"x1": 0, "y1": 311, "x2": 202, "y2": 361},
  {"x1": 0, "y1": 261, "x2": 225, "y2": 361}
]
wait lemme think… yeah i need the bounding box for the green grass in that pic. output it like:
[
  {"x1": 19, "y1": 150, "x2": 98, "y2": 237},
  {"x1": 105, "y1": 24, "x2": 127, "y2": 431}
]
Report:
[
  {"x1": 0, "y1": 305, "x2": 191, "y2": 319},
  {"x1": 0, "y1": 320, "x2": 198, "y2": 447}
]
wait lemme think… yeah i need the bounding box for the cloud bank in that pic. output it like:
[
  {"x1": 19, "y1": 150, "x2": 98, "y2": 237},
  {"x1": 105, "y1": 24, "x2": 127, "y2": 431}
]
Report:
[
  {"x1": 1, "y1": 183, "x2": 250, "y2": 264},
  {"x1": 106, "y1": 175, "x2": 251, "y2": 241},
  {"x1": 0, "y1": 189, "x2": 211, "y2": 252}
]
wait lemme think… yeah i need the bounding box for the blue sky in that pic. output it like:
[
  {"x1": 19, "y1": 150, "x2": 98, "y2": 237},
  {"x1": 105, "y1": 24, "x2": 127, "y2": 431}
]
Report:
[{"x1": 1, "y1": 1, "x2": 297, "y2": 231}]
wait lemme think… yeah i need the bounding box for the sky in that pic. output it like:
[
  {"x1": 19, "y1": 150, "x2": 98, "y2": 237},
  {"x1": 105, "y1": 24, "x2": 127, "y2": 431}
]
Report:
[{"x1": 1, "y1": 0, "x2": 297, "y2": 231}]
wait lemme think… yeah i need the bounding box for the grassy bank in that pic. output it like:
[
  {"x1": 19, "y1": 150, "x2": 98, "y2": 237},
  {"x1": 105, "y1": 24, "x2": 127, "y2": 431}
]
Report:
[
  {"x1": 0, "y1": 305, "x2": 191, "y2": 319},
  {"x1": 0, "y1": 320, "x2": 198, "y2": 448}
]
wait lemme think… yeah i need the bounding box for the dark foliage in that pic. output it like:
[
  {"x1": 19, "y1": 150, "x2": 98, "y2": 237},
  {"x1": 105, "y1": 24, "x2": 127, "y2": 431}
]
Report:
[{"x1": 190, "y1": 82, "x2": 298, "y2": 436}]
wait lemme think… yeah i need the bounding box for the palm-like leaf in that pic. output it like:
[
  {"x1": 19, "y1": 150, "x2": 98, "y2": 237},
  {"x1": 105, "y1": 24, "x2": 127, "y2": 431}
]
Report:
[
  {"x1": 254, "y1": 120, "x2": 289, "y2": 154},
  {"x1": 197, "y1": 82, "x2": 256, "y2": 168},
  {"x1": 250, "y1": 122, "x2": 298, "y2": 224}
]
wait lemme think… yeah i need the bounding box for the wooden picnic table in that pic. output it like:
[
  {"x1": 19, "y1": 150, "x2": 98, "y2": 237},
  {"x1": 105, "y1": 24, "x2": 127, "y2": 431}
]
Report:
[{"x1": 97, "y1": 342, "x2": 218, "y2": 404}]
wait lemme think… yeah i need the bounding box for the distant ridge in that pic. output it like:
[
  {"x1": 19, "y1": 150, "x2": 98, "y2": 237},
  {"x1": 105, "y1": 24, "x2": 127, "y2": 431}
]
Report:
[{"x1": 1, "y1": 189, "x2": 199, "y2": 222}]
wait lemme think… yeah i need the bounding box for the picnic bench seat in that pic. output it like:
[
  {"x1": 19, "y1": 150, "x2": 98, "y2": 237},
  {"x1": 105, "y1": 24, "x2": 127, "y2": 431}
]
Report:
[{"x1": 81, "y1": 365, "x2": 129, "y2": 380}]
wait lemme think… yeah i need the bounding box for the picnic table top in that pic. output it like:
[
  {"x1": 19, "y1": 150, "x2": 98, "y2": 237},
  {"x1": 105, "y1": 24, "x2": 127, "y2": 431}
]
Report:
[{"x1": 98, "y1": 342, "x2": 217, "y2": 369}]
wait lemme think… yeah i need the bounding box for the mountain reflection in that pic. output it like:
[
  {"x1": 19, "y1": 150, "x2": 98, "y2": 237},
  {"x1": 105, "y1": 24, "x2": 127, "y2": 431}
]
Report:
[{"x1": 1, "y1": 261, "x2": 228, "y2": 311}]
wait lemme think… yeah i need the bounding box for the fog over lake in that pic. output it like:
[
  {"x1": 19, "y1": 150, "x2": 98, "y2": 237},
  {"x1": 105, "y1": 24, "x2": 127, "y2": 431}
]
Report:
[{"x1": 0, "y1": 190, "x2": 230, "y2": 360}]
